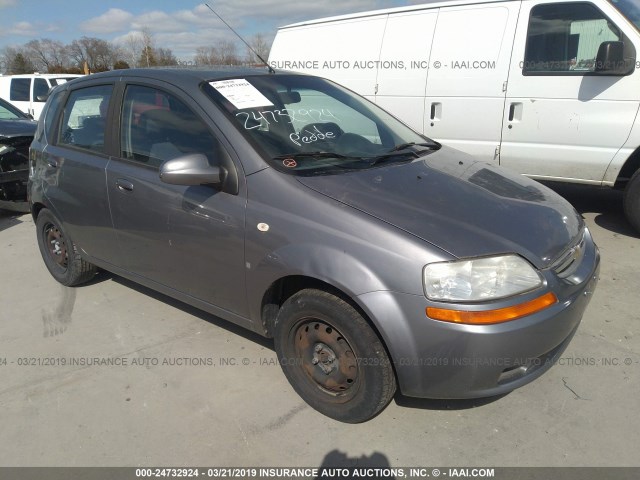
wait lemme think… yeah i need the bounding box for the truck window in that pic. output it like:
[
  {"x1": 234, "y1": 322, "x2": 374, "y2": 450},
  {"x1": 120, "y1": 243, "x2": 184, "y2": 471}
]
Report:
[
  {"x1": 10, "y1": 78, "x2": 30, "y2": 101},
  {"x1": 524, "y1": 2, "x2": 621, "y2": 73},
  {"x1": 33, "y1": 78, "x2": 49, "y2": 102}
]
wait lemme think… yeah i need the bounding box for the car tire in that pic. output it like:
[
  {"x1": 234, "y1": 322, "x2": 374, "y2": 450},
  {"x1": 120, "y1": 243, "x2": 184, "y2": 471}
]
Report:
[
  {"x1": 624, "y1": 170, "x2": 640, "y2": 233},
  {"x1": 274, "y1": 288, "x2": 396, "y2": 423},
  {"x1": 36, "y1": 208, "x2": 97, "y2": 286}
]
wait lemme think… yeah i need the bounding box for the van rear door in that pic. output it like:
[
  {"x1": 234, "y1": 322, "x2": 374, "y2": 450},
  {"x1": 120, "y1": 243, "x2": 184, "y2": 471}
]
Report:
[{"x1": 423, "y1": 1, "x2": 522, "y2": 164}]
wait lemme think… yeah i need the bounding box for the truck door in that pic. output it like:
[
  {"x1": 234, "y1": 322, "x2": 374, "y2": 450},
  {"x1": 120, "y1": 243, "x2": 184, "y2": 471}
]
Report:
[
  {"x1": 500, "y1": 0, "x2": 640, "y2": 183},
  {"x1": 424, "y1": 1, "x2": 521, "y2": 164},
  {"x1": 374, "y1": 11, "x2": 438, "y2": 133}
]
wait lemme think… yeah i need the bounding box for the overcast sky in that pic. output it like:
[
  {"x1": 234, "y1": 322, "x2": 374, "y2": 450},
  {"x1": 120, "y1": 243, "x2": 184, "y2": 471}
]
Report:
[{"x1": 0, "y1": 0, "x2": 421, "y2": 59}]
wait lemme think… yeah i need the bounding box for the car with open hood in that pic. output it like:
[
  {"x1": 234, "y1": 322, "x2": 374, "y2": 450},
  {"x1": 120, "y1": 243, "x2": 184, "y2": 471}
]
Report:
[{"x1": 28, "y1": 68, "x2": 600, "y2": 422}]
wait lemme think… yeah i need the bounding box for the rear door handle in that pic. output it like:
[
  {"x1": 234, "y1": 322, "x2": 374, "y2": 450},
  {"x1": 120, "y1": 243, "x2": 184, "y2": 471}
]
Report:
[
  {"x1": 46, "y1": 158, "x2": 59, "y2": 168},
  {"x1": 116, "y1": 179, "x2": 134, "y2": 192}
]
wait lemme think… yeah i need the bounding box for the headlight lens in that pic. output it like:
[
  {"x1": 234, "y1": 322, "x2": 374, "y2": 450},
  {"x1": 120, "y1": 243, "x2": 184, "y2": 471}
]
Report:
[{"x1": 423, "y1": 254, "x2": 543, "y2": 302}]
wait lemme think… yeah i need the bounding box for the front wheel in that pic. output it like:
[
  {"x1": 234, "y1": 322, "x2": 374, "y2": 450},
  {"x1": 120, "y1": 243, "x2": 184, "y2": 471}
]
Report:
[
  {"x1": 36, "y1": 208, "x2": 97, "y2": 286},
  {"x1": 624, "y1": 170, "x2": 640, "y2": 233},
  {"x1": 274, "y1": 289, "x2": 396, "y2": 423}
]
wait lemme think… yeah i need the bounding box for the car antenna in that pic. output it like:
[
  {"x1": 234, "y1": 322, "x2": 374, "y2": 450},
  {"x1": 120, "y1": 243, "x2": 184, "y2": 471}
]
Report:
[{"x1": 204, "y1": 3, "x2": 275, "y2": 74}]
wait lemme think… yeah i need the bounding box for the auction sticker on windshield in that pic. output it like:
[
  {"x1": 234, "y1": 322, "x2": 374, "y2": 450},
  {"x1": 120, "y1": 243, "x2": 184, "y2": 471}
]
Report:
[{"x1": 209, "y1": 79, "x2": 273, "y2": 109}]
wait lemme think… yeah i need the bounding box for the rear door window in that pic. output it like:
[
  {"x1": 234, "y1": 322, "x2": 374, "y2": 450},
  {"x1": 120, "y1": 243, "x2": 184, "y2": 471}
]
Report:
[
  {"x1": 58, "y1": 85, "x2": 113, "y2": 153},
  {"x1": 10, "y1": 78, "x2": 31, "y2": 101}
]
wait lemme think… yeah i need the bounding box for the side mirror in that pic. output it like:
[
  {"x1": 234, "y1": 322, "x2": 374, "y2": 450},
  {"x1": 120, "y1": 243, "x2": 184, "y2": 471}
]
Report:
[
  {"x1": 594, "y1": 41, "x2": 633, "y2": 75},
  {"x1": 159, "y1": 153, "x2": 223, "y2": 187}
]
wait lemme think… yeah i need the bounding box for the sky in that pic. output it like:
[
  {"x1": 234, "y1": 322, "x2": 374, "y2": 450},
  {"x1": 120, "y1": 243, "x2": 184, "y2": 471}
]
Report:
[{"x1": 0, "y1": 0, "x2": 421, "y2": 60}]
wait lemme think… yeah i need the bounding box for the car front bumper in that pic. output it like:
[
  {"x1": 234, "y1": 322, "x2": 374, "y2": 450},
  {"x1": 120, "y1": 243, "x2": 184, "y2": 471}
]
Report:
[{"x1": 357, "y1": 230, "x2": 600, "y2": 399}]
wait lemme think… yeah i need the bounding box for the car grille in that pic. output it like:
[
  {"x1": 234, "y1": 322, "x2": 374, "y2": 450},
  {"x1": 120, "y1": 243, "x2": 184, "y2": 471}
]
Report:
[{"x1": 550, "y1": 229, "x2": 586, "y2": 279}]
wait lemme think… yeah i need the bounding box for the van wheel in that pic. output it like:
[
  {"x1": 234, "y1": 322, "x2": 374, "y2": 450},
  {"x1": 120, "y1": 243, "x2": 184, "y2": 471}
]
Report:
[
  {"x1": 624, "y1": 170, "x2": 640, "y2": 233},
  {"x1": 274, "y1": 289, "x2": 396, "y2": 423},
  {"x1": 36, "y1": 209, "x2": 97, "y2": 286}
]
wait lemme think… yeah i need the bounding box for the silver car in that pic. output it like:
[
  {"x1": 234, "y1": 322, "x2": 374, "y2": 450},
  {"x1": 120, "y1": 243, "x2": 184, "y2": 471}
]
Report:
[{"x1": 29, "y1": 69, "x2": 599, "y2": 422}]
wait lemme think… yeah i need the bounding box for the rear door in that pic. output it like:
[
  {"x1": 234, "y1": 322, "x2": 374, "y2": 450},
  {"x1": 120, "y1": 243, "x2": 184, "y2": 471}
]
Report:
[
  {"x1": 105, "y1": 80, "x2": 249, "y2": 316},
  {"x1": 41, "y1": 81, "x2": 120, "y2": 265}
]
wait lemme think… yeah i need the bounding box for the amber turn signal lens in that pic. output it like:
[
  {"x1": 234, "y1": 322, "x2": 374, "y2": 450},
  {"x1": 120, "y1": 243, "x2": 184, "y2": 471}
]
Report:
[{"x1": 426, "y1": 292, "x2": 558, "y2": 325}]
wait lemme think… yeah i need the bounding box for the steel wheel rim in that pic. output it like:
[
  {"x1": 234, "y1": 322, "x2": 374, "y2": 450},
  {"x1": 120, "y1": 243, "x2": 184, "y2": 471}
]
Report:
[
  {"x1": 44, "y1": 223, "x2": 68, "y2": 270},
  {"x1": 293, "y1": 318, "x2": 359, "y2": 398}
]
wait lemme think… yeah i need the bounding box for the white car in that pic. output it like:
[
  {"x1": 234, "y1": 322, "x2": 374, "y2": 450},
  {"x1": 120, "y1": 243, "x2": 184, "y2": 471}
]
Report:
[{"x1": 0, "y1": 73, "x2": 82, "y2": 120}]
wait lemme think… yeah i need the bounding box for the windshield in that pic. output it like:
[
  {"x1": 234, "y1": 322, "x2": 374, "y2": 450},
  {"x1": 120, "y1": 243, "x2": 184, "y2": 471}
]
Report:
[
  {"x1": 610, "y1": 0, "x2": 640, "y2": 29},
  {"x1": 0, "y1": 99, "x2": 26, "y2": 120},
  {"x1": 204, "y1": 74, "x2": 438, "y2": 175}
]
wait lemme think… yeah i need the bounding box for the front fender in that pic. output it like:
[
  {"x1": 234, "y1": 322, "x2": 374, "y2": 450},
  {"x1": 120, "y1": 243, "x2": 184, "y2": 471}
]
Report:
[{"x1": 246, "y1": 242, "x2": 387, "y2": 324}]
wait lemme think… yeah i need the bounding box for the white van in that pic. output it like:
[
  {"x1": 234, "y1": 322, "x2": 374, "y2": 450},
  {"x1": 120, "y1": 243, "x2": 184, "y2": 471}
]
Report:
[
  {"x1": 269, "y1": 0, "x2": 640, "y2": 231},
  {"x1": 0, "y1": 73, "x2": 81, "y2": 120}
]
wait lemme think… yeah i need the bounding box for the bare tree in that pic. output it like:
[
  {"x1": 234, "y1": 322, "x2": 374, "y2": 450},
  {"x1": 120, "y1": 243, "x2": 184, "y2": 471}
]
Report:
[
  {"x1": 218, "y1": 40, "x2": 239, "y2": 65},
  {"x1": 25, "y1": 39, "x2": 69, "y2": 73},
  {"x1": 68, "y1": 36, "x2": 119, "y2": 72},
  {"x1": 139, "y1": 27, "x2": 155, "y2": 68},
  {"x1": 1, "y1": 46, "x2": 35, "y2": 74},
  {"x1": 156, "y1": 48, "x2": 177, "y2": 66},
  {"x1": 194, "y1": 46, "x2": 219, "y2": 66},
  {"x1": 121, "y1": 32, "x2": 144, "y2": 68},
  {"x1": 246, "y1": 34, "x2": 270, "y2": 65}
]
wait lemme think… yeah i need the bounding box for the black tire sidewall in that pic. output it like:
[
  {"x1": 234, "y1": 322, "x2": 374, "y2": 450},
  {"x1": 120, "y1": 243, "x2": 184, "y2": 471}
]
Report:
[
  {"x1": 274, "y1": 289, "x2": 395, "y2": 423},
  {"x1": 36, "y1": 209, "x2": 78, "y2": 286},
  {"x1": 624, "y1": 170, "x2": 640, "y2": 233}
]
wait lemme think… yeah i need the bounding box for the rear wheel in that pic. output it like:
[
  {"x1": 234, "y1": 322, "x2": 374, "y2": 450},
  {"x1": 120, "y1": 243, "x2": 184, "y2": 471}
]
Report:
[
  {"x1": 36, "y1": 209, "x2": 97, "y2": 286},
  {"x1": 274, "y1": 289, "x2": 396, "y2": 423}
]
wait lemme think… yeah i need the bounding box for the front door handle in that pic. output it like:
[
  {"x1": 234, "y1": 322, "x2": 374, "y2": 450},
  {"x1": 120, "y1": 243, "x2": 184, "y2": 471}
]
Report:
[
  {"x1": 46, "y1": 157, "x2": 59, "y2": 168},
  {"x1": 116, "y1": 179, "x2": 134, "y2": 192}
]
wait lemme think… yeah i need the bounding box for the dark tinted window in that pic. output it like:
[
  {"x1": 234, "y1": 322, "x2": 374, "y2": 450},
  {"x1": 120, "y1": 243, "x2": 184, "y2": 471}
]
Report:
[
  {"x1": 58, "y1": 85, "x2": 112, "y2": 153},
  {"x1": 524, "y1": 3, "x2": 622, "y2": 73},
  {"x1": 10, "y1": 78, "x2": 31, "y2": 101},
  {"x1": 120, "y1": 84, "x2": 238, "y2": 193},
  {"x1": 39, "y1": 89, "x2": 65, "y2": 143},
  {"x1": 120, "y1": 85, "x2": 225, "y2": 168},
  {"x1": 33, "y1": 78, "x2": 49, "y2": 102}
]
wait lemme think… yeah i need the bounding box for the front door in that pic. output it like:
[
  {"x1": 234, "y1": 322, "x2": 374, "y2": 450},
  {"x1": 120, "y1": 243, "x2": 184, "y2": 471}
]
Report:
[{"x1": 106, "y1": 82, "x2": 248, "y2": 317}]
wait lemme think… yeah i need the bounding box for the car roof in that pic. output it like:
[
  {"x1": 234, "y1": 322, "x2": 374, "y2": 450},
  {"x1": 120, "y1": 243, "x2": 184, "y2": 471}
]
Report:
[{"x1": 66, "y1": 67, "x2": 275, "y2": 87}]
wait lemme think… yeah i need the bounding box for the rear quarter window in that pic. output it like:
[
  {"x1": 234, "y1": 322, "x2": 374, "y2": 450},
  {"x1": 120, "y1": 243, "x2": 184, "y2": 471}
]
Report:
[{"x1": 10, "y1": 78, "x2": 31, "y2": 102}]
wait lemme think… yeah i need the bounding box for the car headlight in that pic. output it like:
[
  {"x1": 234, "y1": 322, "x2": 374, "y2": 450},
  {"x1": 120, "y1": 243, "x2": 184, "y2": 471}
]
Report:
[{"x1": 423, "y1": 254, "x2": 543, "y2": 302}]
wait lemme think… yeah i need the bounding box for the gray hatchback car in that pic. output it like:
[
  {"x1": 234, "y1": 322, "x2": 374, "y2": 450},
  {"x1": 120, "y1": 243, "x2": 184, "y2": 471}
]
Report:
[{"x1": 29, "y1": 68, "x2": 599, "y2": 422}]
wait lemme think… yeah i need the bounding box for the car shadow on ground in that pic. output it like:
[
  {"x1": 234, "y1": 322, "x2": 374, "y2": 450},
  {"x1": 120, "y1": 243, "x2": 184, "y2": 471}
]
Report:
[
  {"x1": 109, "y1": 275, "x2": 275, "y2": 350},
  {"x1": 540, "y1": 181, "x2": 639, "y2": 239},
  {"x1": 0, "y1": 210, "x2": 27, "y2": 233},
  {"x1": 94, "y1": 273, "x2": 509, "y2": 412}
]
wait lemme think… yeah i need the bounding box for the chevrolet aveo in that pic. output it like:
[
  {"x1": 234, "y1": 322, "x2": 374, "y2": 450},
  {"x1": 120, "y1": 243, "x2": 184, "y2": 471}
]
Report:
[{"x1": 29, "y1": 69, "x2": 600, "y2": 422}]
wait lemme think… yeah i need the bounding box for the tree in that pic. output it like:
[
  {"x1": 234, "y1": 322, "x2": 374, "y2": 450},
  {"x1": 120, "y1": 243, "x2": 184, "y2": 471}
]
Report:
[
  {"x1": 10, "y1": 52, "x2": 35, "y2": 74},
  {"x1": 156, "y1": 48, "x2": 177, "y2": 66},
  {"x1": 68, "y1": 36, "x2": 119, "y2": 72},
  {"x1": 246, "y1": 34, "x2": 270, "y2": 65},
  {"x1": 113, "y1": 60, "x2": 130, "y2": 70},
  {"x1": 195, "y1": 41, "x2": 239, "y2": 66},
  {"x1": 25, "y1": 39, "x2": 69, "y2": 73},
  {"x1": 121, "y1": 32, "x2": 143, "y2": 68}
]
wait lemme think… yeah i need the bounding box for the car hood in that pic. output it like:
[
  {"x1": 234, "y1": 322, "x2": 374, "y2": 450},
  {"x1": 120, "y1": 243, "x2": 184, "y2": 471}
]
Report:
[
  {"x1": 296, "y1": 146, "x2": 582, "y2": 268},
  {"x1": 0, "y1": 119, "x2": 37, "y2": 139}
]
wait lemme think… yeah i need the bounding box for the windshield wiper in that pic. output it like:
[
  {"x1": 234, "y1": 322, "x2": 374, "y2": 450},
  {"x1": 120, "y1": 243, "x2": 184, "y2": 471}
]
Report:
[
  {"x1": 272, "y1": 151, "x2": 362, "y2": 161},
  {"x1": 365, "y1": 142, "x2": 438, "y2": 166}
]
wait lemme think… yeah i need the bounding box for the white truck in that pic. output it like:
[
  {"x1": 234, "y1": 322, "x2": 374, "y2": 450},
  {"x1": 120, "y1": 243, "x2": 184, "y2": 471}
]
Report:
[
  {"x1": 0, "y1": 73, "x2": 81, "y2": 120},
  {"x1": 269, "y1": 0, "x2": 640, "y2": 231}
]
